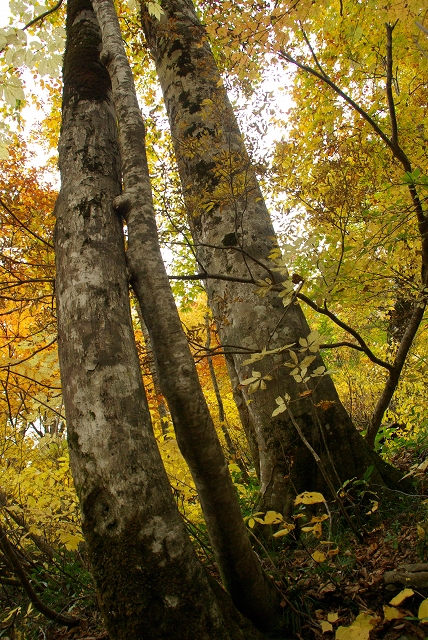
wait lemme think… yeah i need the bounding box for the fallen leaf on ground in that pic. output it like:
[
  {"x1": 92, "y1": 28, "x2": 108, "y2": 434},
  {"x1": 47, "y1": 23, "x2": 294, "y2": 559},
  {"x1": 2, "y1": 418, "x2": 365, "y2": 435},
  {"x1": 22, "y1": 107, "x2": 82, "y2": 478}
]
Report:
[
  {"x1": 312, "y1": 550, "x2": 326, "y2": 562},
  {"x1": 335, "y1": 612, "x2": 378, "y2": 640},
  {"x1": 383, "y1": 605, "x2": 403, "y2": 621},
  {"x1": 389, "y1": 588, "x2": 414, "y2": 606},
  {"x1": 418, "y1": 598, "x2": 428, "y2": 622},
  {"x1": 321, "y1": 620, "x2": 333, "y2": 633}
]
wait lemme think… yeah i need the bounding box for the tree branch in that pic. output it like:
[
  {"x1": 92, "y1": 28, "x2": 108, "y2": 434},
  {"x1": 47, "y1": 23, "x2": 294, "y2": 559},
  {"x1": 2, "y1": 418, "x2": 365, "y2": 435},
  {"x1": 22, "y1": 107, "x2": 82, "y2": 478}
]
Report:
[
  {"x1": 0, "y1": 490, "x2": 56, "y2": 560},
  {"x1": 0, "y1": 198, "x2": 54, "y2": 249},
  {"x1": 193, "y1": 241, "x2": 277, "y2": 282},
  {"x1": 319, "y1": 341, "x2": 366, "y2": 352},
  {"x1": 23, "y1": 0, "x2": 64, "y2": 31},
  {"x1": 0, "y1": 336, "x2": 57, "y2": 370},
  {"x1": 297, "y1": 292, "x2": 393, "y2": 370},
  {"x1": 385, "y1": 21, "x2": 400, "y2": 147},
  {"x1": 366, "y1": 297, "x2": 427, "y2": 447},
  {"x1": 167, "y1": 272, "x2": 255, "y2": 284},
  {"x1": 0, "y1": 522, "x2": 80, "y2": 627},
  {"x1": 279, "y1": 35, "x2": 428, "y2": 275},
  {"x1": 299, "y1": 23, "x2": 328, "y2": 78},
  {"x1": 277, "y1": 48, "x2": 411, "y2": 171}
]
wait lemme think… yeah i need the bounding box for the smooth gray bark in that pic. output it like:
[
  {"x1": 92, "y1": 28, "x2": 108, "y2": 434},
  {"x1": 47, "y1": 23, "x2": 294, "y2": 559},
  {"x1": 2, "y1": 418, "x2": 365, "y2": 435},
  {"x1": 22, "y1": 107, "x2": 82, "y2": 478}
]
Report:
[
  {"x1": 90, "y1": 0, "x2": 282, "y2": 631},
  {"x1": 54, "y1": 1, "x2": 265, "y2": 637},
  {"x1": 140, "y1": 0, "x2": 409, "y2": 515}
]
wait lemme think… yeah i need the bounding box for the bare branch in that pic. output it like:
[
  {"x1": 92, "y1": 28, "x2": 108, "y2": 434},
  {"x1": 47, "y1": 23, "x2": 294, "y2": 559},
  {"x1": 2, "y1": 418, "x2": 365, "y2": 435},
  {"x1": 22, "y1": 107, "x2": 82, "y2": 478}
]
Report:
[
  {"x1": 277, "y1": 49, "x2": 411, "y2": 171},
  {"x1": 168, "y1": 272, "x2": 255, "y2": 285},
  {"x1": 23, "y1": 0, "x2": 64, "y2": 31},
  {"x1": 0, "y1": 198, "x2": 54, "y2": 249},
  {"x1": 0, "y1": 336, "x2": 57, "y2": 370},
  {"x1": 319, "y1": 341, "x2": 366, "y2": 352},
  {"x1": 0, "y1": 521, "x2": 80, "y2": 627},
  {"x1": 0, "y1": 489, "x2": 56, "y2": 560},
  {"x1": 297, "y1": 292, "x2": 393, "y2": 370},
  {"x1": 385, "y1": 21, "x2": 399, "y2": 146},
  {"x1": 299, "y1": 24, "x2": 328, "y2": 78}
]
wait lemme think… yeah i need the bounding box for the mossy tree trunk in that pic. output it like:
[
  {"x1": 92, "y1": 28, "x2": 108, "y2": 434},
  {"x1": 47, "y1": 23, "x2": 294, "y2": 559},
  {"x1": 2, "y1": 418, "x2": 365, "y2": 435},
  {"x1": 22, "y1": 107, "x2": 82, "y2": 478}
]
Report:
[
  {"x1": 140, "y1": 0, "x2": 409, "y2": 516},
  {"x1": 54, "y1": 1, "x2": 266, "y2": 637},
  {"x1": 90, "y1": 0, "x2": 282, "y2": 630}
]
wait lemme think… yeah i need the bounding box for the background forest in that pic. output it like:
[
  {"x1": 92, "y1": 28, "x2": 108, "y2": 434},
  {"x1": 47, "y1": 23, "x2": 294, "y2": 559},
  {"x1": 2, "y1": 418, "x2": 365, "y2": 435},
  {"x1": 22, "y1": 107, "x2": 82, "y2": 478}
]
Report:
[{"x1": 0, "y1": 0, "x2": 427, "y2": 638}]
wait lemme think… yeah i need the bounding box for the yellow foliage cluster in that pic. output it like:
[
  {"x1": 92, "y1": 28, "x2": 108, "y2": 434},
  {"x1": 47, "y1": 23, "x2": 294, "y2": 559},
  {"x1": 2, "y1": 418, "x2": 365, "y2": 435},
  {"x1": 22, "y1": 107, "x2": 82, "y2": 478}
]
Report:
[{"x1": 1, "y1": 426, "x2": 83, "y2": 552}]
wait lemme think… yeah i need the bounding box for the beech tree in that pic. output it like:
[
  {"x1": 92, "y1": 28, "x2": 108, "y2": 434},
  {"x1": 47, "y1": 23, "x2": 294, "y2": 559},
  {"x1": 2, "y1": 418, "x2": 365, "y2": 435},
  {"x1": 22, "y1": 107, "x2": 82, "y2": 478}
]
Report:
[
  {"x1": 53, "y1": 0, "x2": 272, "y2": 635},
  {"x1": 0, "y1": 0, "x2": 420, "y2": 633},
  {"x1": 139, "y1": 0, "x2": 407, "y2": 516}
]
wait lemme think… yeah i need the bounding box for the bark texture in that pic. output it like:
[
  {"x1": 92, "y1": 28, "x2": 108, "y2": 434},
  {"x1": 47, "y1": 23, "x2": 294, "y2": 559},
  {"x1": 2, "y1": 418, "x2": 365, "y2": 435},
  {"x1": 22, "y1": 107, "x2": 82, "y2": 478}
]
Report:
[
  {"x1": 83, "y1": 0, "x2": 282, "y2": 631},
  {"x1": 54, "y1": 1, "x2": 266, "y2": 637},
  {"x1": 140, "y1": 0, "x2": 409, "y2": 515}
]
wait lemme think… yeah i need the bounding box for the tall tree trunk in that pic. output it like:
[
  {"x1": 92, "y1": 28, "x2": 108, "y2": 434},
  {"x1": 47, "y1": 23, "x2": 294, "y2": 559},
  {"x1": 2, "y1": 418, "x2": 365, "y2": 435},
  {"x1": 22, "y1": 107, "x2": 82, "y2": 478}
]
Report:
[
  {"x1": 54, "y1": 1, "x2": 265, "y2": 637},
  {"x1": 204, "y1": 315, "x2": 249, "y2": 479},
  {"x1": 136, "y1": 301, "x2": 171, "y2": 435},
  {"x1": 140, "y1": 0, "x2": 409, "y2": 515},
  {"x1": 89, "y1": 0, "x2": 282, "y2": 631}
]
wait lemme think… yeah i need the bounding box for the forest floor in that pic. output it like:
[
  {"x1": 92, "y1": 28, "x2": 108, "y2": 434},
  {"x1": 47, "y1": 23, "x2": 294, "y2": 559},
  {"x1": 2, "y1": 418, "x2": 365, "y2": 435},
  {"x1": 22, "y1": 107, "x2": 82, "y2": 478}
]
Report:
[
  {"x1": 10, "y1": 449, "x2": 428, "y2": 640},
  {"x1": 271, "y1": 448, "x2": 428, "y2": 640}
]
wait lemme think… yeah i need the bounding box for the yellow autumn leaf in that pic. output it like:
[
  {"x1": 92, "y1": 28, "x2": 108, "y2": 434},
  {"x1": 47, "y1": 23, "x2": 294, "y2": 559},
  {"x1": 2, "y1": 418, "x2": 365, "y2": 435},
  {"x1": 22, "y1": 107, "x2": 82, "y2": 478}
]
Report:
[
  {"x1": 383, "y1": 605, "x2": 403, "y2": 621},
  {"x1": 336, "y1": 624, "x2": 367, "y2": 640},
  {"x1": 366, "y1": 500, "x2": 378, "y2": 515},
  {"x1": 335, "y1": 612, "x2": 377, "y2": 640},
  {"x1": 312, "y1": 550, "x2": 326, "y2": 562},
  {"x1": 327, "y1": 612, "x2": 339, "y2": 622},
  {"x1": 272, "y1": 522, "x2": 295, "y2": 537},
  {"x1": 321, "y1": 620, "x2": 333, "y2": 633},
  {"x1": 389, "y1": 588, "x2": 414, "y2": 606},
  {"x1": 310, "y1": 514, "x2": 329, "y2": 523},
  {"x1": 228, "y1": 463, "x2": 241, "y2": 473},
  {"x1": 294, "y1": 491, "x2": 326, "y2": 505},
  {"x1": 264, "y1": 510, "x2": 283, "y2": 525},
  {"x1": 60, "y1": 532, "x2": 84, "y2": 551},
  {"x1": 418, "y1": 598, "x2": 428, "y2": 622}
]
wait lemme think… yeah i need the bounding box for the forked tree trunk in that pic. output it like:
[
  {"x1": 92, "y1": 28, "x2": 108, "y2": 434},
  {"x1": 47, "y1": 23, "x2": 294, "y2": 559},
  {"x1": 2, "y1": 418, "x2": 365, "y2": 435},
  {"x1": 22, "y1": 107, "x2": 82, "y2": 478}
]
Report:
[
  {"x1": 74, "y1": 0, "x2": 282, "y2": 632},
  {"x1": 140, "y1": 0, "x2": 409, "y2": 515},
  {"x1": 54, "y1": 1, "x2": 266, "y2": 637}
]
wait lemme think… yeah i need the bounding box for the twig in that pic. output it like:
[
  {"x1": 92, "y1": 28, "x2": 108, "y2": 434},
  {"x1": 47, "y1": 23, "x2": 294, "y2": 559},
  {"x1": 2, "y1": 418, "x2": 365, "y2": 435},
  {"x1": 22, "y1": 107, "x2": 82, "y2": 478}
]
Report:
[
  {"x1": 0, "y1": 522, "x2": 80, "y2": 627},
  {"x1": 168, "y1": 272, "x2": 255, "y2": 284},
  {"x1": 385, "y1": 21, "x2": 400, "y2": 146},
  {"x1": 0, "y1": 199, "x2": 54, "y2": 249},
  {"x1": 277, "y1": 47, "x2": 410, "y2": 170},
  {"x1": 286, "y1": 405, "x2": 364, "y2": 542},
  {"x1": 23, "y1": 0, "x2": 64, "y2": 31},
  {"x1": 0, "y1": 491, "x2": 56, "y2": 560},
  {"x1": 0, "y1": 336, "x2": 57, "y2": 370},
  {"x1": 297, "y1": 292, "x2": 392, "y2": 370}
]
